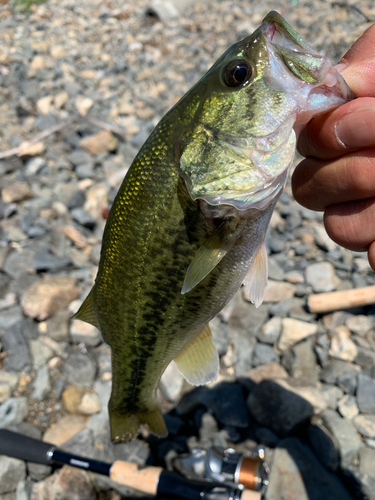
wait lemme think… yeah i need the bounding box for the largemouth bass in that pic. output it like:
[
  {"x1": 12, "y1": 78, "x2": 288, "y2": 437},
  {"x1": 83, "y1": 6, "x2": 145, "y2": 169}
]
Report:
[{"x1": 75, "y1": 11, "x2": 353, "y2": 442}]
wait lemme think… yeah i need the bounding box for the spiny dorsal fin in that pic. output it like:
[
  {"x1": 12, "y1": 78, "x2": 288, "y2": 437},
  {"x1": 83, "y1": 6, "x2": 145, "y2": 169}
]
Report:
[
  {"x1": 181, "y1": 223, "x2": 235, "y2": 294},
  {"x1": 173, "y1": 324, "x2": 219, "y2": 385},
  {"x1": 243, "y1": 240, "x2": 268, "y2": 308},
  {"x1": 73, "y1": 286, "x2": 101, "y2": 330}
]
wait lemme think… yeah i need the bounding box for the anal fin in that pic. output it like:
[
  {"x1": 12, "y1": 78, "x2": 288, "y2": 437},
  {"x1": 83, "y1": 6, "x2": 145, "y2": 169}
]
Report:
[
  {"x1": 243, "y1": 240, "x2": 268, "y2": 308},
  {"x1": 72, "y1": 287, "x2": 100, "y2": 329},
  {"x1": 173, "y1": 324, "x2": 219, "y2": 385}
]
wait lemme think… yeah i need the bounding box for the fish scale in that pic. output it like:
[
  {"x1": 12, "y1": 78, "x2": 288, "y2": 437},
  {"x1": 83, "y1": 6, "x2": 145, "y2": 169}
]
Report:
[{"x1": 75, "y1": 11, "x2": 353, "y2": 442}]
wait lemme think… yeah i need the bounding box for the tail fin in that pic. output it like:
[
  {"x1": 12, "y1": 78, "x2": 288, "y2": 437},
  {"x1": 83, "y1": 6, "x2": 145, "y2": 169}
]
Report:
[{"x1": 109, "y1": 407, "x2": 168, "y2": 442}]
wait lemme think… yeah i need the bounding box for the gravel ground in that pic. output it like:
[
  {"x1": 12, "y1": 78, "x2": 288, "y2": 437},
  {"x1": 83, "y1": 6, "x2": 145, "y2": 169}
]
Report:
[{"x1": 0, "y1": 0, "x2": 375, "y2": 499}]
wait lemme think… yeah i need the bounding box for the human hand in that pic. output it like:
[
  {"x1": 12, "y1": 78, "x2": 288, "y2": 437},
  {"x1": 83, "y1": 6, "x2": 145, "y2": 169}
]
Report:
[{"x1": 292, "y1": 24, "x2": 375, "y2": 271}]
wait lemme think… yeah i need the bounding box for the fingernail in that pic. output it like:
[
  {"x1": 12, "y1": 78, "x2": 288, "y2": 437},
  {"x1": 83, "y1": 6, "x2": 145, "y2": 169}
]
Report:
[{"x1": 336, "y1": 106, "x2": 375, "y2": 148}]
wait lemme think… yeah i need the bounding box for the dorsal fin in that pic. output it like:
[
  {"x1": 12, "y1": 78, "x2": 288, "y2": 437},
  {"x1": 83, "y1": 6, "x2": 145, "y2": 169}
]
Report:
[
  {"x1": 173, "y1": 324, "x2": 219, "y2": 385},
  {"x1": 243, "y1": 240, "x2": 268, "y2": 308},
  {"x1": 73, "y1": 287, "x2": 101, "y2": 330}
]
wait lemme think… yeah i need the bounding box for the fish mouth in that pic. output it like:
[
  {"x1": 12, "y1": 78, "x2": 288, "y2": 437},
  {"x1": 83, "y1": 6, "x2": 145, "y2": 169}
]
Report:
[{"x1": 260, "y1": 11, "x2": 354, "y2": 127}]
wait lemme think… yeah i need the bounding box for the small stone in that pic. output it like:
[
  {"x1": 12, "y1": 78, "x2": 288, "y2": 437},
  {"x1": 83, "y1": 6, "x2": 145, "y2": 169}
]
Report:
[
  {"x1": 45, "y1": 310, "x2": 71, "y2": 341},
  {"x1": 0, "y1": 371, "x2": 19, "y2": 391},
  {"x1": 278, "y1": 318, "x2": 318, "y2": 351},
  {"x1": 291, "y1": 337, "x2": 318, "y2": 383},
  {"x1": 0, "y1": 397, "x2": 28, "y2": 428},
  {"x1": 159, "y1": 361, "x2": 184, "y2": 402},
  {"x1": 329, "y1": 325, "x2": 358, "y2": 362},
  {"x1": 257, "y1": 316, "x2": 281, "y2": 344},
  {"x1": 22, "y1": 275, "x2": 79, "y2": 321},
  {"x1": 77, "y1": 392, "x2": 101, "y2": 415},
  {"x1": 336, "y1": 364, "x2": 360, "y2": 395},
  {"x1": 346, "y1": 315, "x2": 372, "y2": 336},
  {"x1": 43, "y1": 415, "x2": 88, "y2": 446},
  {"x1": 75, "y1": 96, "x2": 94, "y2": 116},
  {"x1": 54, "y1": 91, "x2": 69, "y2": 109},
  {"x1": 354, "y1": 415, "x2": 375, "y2": 439},
  {"x1": 2, "y1": 182, "x2": 33, "y2": 204},
  {"x1": 322, "y1": 409, "x2": 362, "y2": 463},
  {"x1": 266, "y1": 437, "x2": 352, "y2": 500},
  {"x1": 246, "y1": 362, "x2": 288, "y2": 384},
  {"x1": 0, "y1": 381, "x2": 11, "y2": 403},
  {"x1": 63, "y1": 226, "x2": 89, "y2": 250},
  {"x1": 0, "y1": 457, "x2": 26, "y2": 495},
  {"x1": 70, "y1": 319, "x2": 102, "y2": 347},
  {"x1": 31, "y1": 365, "x2": 51, "y2": 401},
  {"x1": 17, "y1": 141, "x2": 45, "y2": 157},
  {"x1": 146, "y1": 0, "x2": 179, "y2": 22},
  {"x1": 30, "y1": 339, "x2": 54, "y2": 367},
  {"x1": 268, "y1": 257, "x2": 285, "y2": 281},
  {"x1": 71, "y1": 207, "x2": 96, "y2": 229},
  {"x1": 25, "y1": 156, "x2": 46, "y2": 176},
  {"x1": 252, "y1": 343, "x2": 278, "y2": 367},
  {"x1": 63, "y1": 351, "x2": 97, "y2": 387},
  {"x1": 1, "y1": 320, "x2": 32, "y2": 371},
  {"x1": 84, "y1": 183, "x2": 109, "y2": 220},
  {"x1": 357, "y1": 373, "x2": 375, "y2": 414},
  {"x1": 359, "y1": 447, "x2": 375, "y2": 480},
  {"x1": 79, "y1": 130, "x2": 118, "y2": 155},
  {"x1": 262, "y1": 280, "x2": 296, "y2": 302},
  {"x1": 36, "y1": 95, "x2": 53, "y2": 116},
  {"x1": 338, "y1": 394, "x2": 359, "y2": 419},
  {"x1": 305, "y1": 261, "x2": 337, "y2": 292},
  {"x1": 52, "y1": 465, "x2": 96, "y2": 500},
  {"x1": 320, "y1": 384, "x2": 344, "y2": 409}
]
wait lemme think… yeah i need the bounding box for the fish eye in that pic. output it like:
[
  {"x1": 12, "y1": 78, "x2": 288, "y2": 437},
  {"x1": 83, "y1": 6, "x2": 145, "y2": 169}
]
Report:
[{"x1": 223, "y1": 60, "x2": 252, "y2": 87}]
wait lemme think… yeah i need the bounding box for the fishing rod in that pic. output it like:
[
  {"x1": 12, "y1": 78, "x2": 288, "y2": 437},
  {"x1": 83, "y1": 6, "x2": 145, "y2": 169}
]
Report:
[{"x1": 0, "y1": 429, "x2": 265, "y2": 500}]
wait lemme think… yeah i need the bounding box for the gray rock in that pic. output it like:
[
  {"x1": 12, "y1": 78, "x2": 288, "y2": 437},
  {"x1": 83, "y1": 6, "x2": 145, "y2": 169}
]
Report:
[
  {"x1": 360, "y1": 447, "x2": 375, "y2": 480},
  {"x1": 71, "y1": 208, "x2": 96, "y2": 230},
  {"x1": 252, "y1": 343, "x2": 278, "y2": 367},
  {"x1": 307, "y1": 421, "x2": 340, "y2": 471},
  {"x1": 336, "y1": 365, "x2": 359, "y2": 395},
  {"x1": 45, "y1": 310, "x2": 71, "y2": 342},
  {"x1": 228, "y1": 301, "x2": 268, "y2": 337},
  {"x1": 322, "y1": 409, "x2": 362, "y2": 464},
  {"x1": 268, "y1": 298, "x2": 302, "y2": 318},
  {"x1": 3, "y1": 249, "x2": 35, "y2": 280},
  {"x1": 291, "y1": 337, "x2": 318, "y2": 383},
  {"x1": 320, "y1": 384, "x2": 344, "y2": 409},
  {"x1": 0, "y1": 307, "x2": 23, "y2": 330},
  {"x1": 356, "y1": 347, "x2": 375, "y2": 371},
  {"x1": 62, "y1": 351, "x2": 97, "y2": 387},
  {"x1": 1, "y1": 321, "x2": 31, "y2": 371},
  {"x1": 66, "y1": 190, "x2": 86, "y2": 209},
  {"x1": 31, "y1": 365, "x2": 51, "y2": 401},
  {"x1": 257, "y1": 316, "x2": 281, "y2": 344},
  {"x1": 27, "y1": 462, "x2": 52, "y2": 482},
  {"x1": 346, "y1": 315, "x2": 373, "y2": 336},
  {"x1": 315, "y1": 333, "x2": 330, "y2": 367},
  {"x1": 266, "y1": 437, "x2": 353, "y2": 500},
  {"x1": 61, "y1": 429, "x2": 97, "y2": 459},
  {"x1": 32, "y1": 251, "x2": 71, "y2": 273},
  {"x1": 320, "y1": 359, "x2": 357, "y2": 386},
  {"x1": 357, "y1": 373, "x2": 375, "y2": 413},
  {"x1": 0, "y1": 398, "x2": 28, "y2": 428},
  {"x1": 230, "y1": 328, "x2": 256, "y2": 377},
  {"x1": 0, "y1": 457, "x2": 26, "y2": 495},
  {"x1": 247, "y1": 379, "x2": 314, "y2": 436},
  {"x1": 68, "y1": 150, "x2": 93, "y2": 167},
  {"x1": 268, "y1": 257, "x2": 285, "y2": 281},
  {"x1": 354, "y1": 415, "x2": 375, "y2": 439},
  {"x1": 305, "y1": 261, "x2": 337, "y2": 292},
  {"x1": 338, "y1": 394, "x2": 359, "y2": 420},
  {"x1": 16, "y1": 478, "x2": 33, "y2": 500}
]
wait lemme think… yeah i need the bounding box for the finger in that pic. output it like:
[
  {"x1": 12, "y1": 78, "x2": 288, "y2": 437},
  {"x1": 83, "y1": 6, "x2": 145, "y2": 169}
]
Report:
[
  {"x1": 297, "y1": 98, "x2": 375, "y2": 159},
  {"x1": 339, "y1": 23, "x2": 375, "y2": 97},
  {"x1": 323, "y1": 197, "x2": 375, "y2": 253},
  {"x1": 292, "y1": 148, "x2": 375, "y2": 211},
  {"x1": 298, "y1": 23, "x2": 375, "y2": 159}
]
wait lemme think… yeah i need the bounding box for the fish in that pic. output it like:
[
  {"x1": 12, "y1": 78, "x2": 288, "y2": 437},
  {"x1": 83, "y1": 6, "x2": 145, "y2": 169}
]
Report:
[{"x1": 74, "y1": 11, "x2": 353, "y2": 442}]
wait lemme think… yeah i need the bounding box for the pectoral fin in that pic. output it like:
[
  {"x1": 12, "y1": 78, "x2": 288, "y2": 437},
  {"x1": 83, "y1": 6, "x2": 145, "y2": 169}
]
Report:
[
  {"x1": 72, "y1": 287, "x2": 101, "y2": 329},
  {"x1": 173, "y1": 324, "x2": 219, "y2": 385},
  {"x1": 181, "y1": 223, "x2": 235, "y2": 294},
  {"x1": 243, "y1": 240, "x2": 268, "y2": 308}
]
